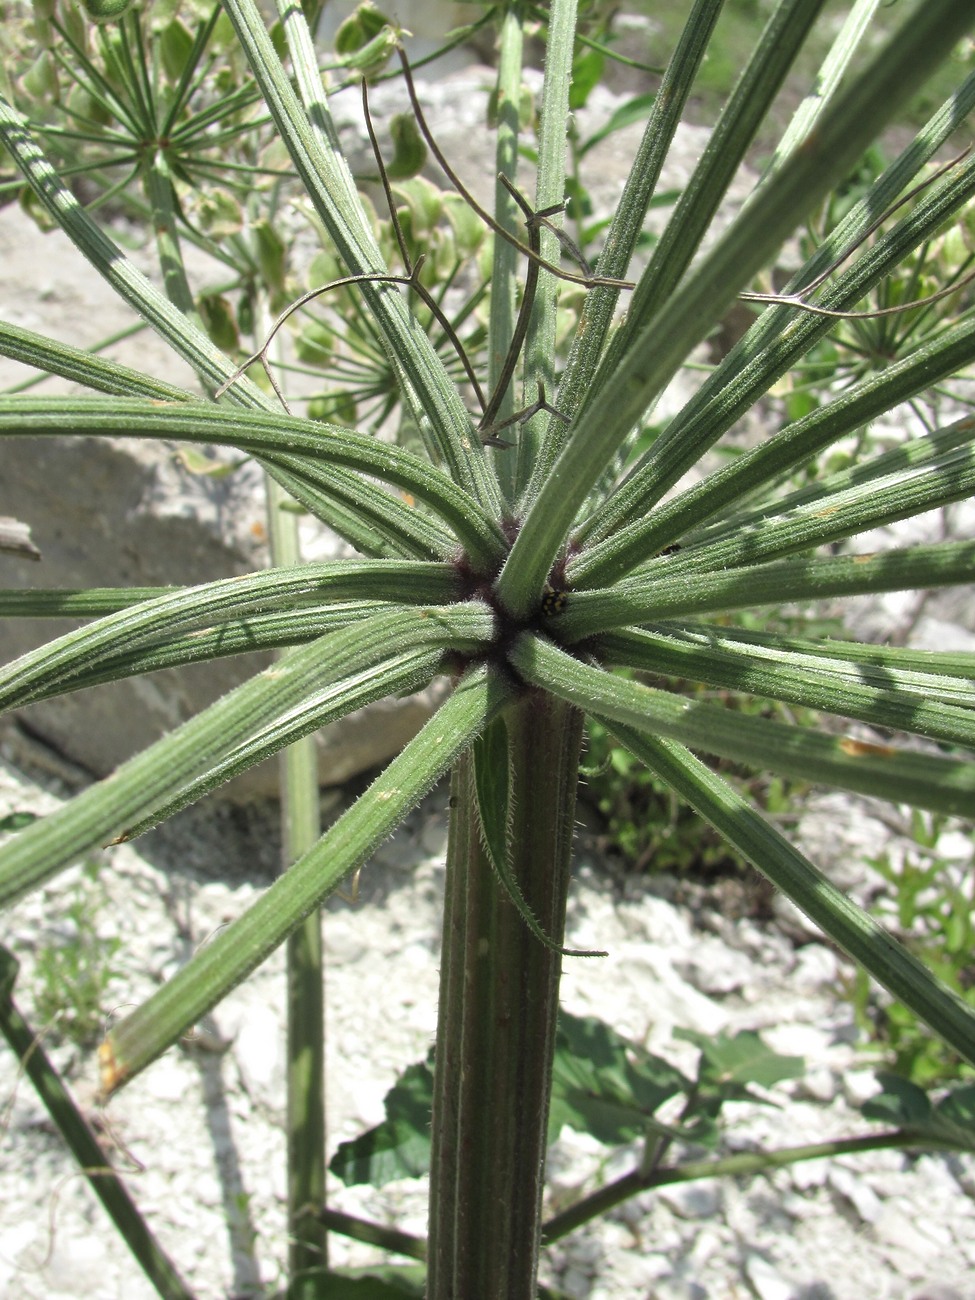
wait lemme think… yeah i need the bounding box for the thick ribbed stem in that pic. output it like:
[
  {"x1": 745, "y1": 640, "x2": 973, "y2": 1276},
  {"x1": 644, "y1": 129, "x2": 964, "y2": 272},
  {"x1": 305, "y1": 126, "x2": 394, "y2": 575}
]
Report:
[{"x1": 428, "y1": 693, "x2": 584, "y2": 1299}]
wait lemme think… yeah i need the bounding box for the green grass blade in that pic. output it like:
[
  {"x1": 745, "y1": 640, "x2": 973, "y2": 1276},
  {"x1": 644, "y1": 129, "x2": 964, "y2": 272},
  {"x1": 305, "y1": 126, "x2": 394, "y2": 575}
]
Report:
[
  {"x1": 596, "y1": 725, "x2": 975, "y2": 1070},
  {"x1": 510, "y1": 632, "x2": 975, "y2": 816},
  {"x1": 101, "y1": 663, "x2": 516, "y2": 1093},
  {"x1": 264, "y1": 470, "x2": 328, "y2": 1283}
]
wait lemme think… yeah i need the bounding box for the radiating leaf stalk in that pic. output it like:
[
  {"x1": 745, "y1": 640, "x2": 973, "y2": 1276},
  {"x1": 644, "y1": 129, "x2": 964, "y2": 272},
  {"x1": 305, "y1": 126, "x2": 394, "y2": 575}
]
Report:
[
  {"x1": 569, "y1": 325, "x2": 975, "y2": 587},
  {"x1": 487, "y1": 6, "x2": 525, "y2": 500},
  {"x1": 688, "y1": 412, "x2": 975, "y2": 544},
  {"x1": 359, "y1": 76, "x2": 487, "y2": 410},
  {"x1": 248, "y1": 0, "x2": 503, "y2": 513},
  {"x1": 761, "y1": 0, "x2": 883, "y2": 178},
  {"x1": 526, "y1": 0, "x2": 725, "y2": 502},
  {"x1": 510, "y1": 633, "x2": 975, "y2": 817},
  {"x1": 0, "y1": 559, "x2": 459, "y2": 712},
  {"x1": 219, "y1": 199, "x2": 489, "y2": 428},
  {"x1": 497, "y1": 0, "x2": 975, "y2": 615},
  {"x1": 595, "y1": 723, "x2": 975, "y2": 1071},
  {"x1": 476, "y1": 179, "x2": 561, "y2": 442},
  {"x1": 597, "y1": 625, "x2": 975, "y2": 748},
  {"x1": 108, "y1": 642, "x2": 449, "y2": 845},
  {"x1": 0, "y1": 605, "x2": 493, "y2": 907},
  {"x1": 0, "y1": 397, "x2": 508, "y2": 571},
  {"x1": 0, "y1": 319, "x2": 192, "y2": 401},
  {"x1": 577, "y1": 86, "x2": 975, "y2": 550},
  {"x1": 2, "y1": 604, "x2": 393, "y2": 701},
  {"x1": 555, "y1": 540, "x2": 975, "y2": 637},
  {"x1": 514, "y1": 0, "x2": 578, "y2": 490},
  {"x1": 101, "y1": 664, "x2": 515, "y2": 1093},
  {"x1": 660, "y1": 441, "x2": 975, "y2": 577},
  {"x1": 578, "y1": 0, "x2": 830, "y2": 421},
  {"x1": 635, "y1": 622, "x2": 975, "y2": 690}
]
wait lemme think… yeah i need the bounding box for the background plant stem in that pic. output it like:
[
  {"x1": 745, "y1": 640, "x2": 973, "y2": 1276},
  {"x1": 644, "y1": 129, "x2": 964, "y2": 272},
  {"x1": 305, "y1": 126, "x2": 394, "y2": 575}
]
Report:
[
  {"x1": 0, "y1": 951, "x2": 193, "y2": 1300},
  {"x1": 262, "y1": 316, "x2": 327, "y2": 1286},
  {"x1": 542, "y1": 1130, "x2": 955, "y2": 1243}
]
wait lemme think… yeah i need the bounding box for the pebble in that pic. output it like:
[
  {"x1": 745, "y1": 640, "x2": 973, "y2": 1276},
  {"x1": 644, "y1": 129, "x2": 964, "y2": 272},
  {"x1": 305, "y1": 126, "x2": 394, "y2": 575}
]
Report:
[
  {"x1": 842, "y1": 1066, "x2": 885, "y2": 1107},
  {"x1": 796, "y1": 1066, "x2": 837, "y2": 1103},
  {"x1": 653, "y1": 1280, "x2": 709, "y2": 1300},
  {"x1": 234, "y1": 1002, "x2": 286, "y2": 1100},
  {"x1": 674, "y1": 941, "x2": 753, "y2": 995},
  {"x1": 828, "y1": 1164, "x2": 883, "y2": 1223},
  {"x1": 658, "y1": 1182, "x2": 724, "y2": 1221},
  {"x1": 744, "y1": 1252, "x2": 795, "y2": 1300},
  {"x1": 790, "y1": 1156, "x2": 831, "y2": 1190}
]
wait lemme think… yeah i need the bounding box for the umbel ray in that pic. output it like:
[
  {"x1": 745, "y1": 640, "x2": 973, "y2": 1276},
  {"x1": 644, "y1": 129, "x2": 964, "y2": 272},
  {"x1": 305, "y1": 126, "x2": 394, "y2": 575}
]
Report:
[
  {"x1": 222, "y1": 46, "x2": 973, "y2": 464},
  {"x1": 219, "y1": 46, "x2": 636, "y2": 444}
]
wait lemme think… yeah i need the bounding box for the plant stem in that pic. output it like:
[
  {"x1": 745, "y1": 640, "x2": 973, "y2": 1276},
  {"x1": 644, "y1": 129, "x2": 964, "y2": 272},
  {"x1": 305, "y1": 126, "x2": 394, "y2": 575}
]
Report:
[
  {"x1": 487, "y1": 6, "x2": 524, "y2": 501},
  {"x1": 428, "y1": 693, "x2": 584, "y2": 1300},
  {"x1": 0, "y1": 949, "x2": 193, "y2": 1300},
  {"x1": 542, "y1": 1131, "x2": 955, "y2": 1243},
  {"x1": 261, "y1": 293, "x2": 327, "y2": 1288},
  {"x1": 315, "y1": 1207, "x2": 426, "y2": 1261},
  {"x1": 268, "y1": 475, "x2": 327, "y2": 1290}
]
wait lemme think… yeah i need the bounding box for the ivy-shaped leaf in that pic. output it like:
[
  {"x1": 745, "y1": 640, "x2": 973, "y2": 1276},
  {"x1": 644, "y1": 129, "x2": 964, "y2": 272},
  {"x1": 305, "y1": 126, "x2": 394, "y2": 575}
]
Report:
[
  {"x1": 862, "y1": 1073, "x2": 975, "y2": 1151},
  {"x1": 550, "y1": 1010, "x2": 690, "y2": 1146},
  {"x1": 329, "y1": 1055, "x2": 434, "y2": 1187},
  {"x1": 676, "y1": 1027, "x2": 805, "y2": 1093}
]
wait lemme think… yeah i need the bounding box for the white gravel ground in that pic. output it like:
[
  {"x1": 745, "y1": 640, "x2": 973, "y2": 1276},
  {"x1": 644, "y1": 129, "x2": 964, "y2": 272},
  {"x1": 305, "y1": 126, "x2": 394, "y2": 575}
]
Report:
[{"x1": 0, "y1": 749, "x2": 973, "y2": 1300}]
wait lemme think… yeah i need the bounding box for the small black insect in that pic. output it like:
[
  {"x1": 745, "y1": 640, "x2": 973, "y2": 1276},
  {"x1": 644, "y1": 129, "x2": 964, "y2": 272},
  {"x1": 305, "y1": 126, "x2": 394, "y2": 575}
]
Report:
[{"x1": 541, "y1": 585, "x2": 568, "y2": 616}]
